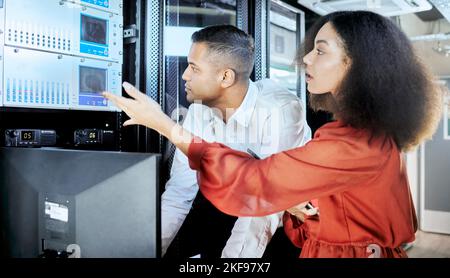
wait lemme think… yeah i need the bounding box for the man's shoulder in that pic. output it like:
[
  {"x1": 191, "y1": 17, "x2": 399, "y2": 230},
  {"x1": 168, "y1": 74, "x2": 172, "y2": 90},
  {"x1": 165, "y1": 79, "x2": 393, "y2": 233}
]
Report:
[{"x1": 254, "y1": 79, "x2": 301, "y2": 109}]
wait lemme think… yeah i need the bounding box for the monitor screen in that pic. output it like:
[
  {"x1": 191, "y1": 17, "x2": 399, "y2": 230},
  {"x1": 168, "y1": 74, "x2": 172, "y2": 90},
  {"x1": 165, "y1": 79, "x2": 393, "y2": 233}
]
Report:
[
  {"x1": 81, "y1": 14, "x2": 107, "y2": 45},
  {"x1": 79, "y1": 66, "x2": 107, "y2": 94},
  {"x1": 0, "y1": 148, "x2": 160, "y2": 258}
]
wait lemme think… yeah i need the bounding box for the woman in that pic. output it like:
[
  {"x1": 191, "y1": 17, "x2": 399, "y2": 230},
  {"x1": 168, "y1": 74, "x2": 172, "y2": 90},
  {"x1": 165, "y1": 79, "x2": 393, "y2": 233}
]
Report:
[{"x1": 104, "y1": 11, "x2": 443, "y2": 258}]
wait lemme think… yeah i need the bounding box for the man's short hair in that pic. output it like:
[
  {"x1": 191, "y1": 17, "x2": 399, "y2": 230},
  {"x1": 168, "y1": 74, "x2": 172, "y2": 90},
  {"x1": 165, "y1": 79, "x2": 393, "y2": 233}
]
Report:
[{"x1": 191, "y1": 25, "x2": 255, "y2": 81}]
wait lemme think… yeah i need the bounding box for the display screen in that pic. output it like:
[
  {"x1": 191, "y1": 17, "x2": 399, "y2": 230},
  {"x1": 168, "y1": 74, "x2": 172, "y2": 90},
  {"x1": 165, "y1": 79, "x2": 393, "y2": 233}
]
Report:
[
  {"x1": 21, "y1": 131, "x2": 34, "y2": 141},
  {"x1": 89, "y1": 131, "x2": 97, "y2": 139},
  {"x1": 79, "y1": 66, "x2": 107, "y2": 94},
  {"x1": 81, "y1": 15, "x2": 107, "y2": 45}
]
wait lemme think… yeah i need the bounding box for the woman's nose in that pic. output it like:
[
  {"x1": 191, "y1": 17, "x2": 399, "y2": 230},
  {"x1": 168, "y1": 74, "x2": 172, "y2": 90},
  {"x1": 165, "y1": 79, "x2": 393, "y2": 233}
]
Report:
[{"x1": 303, "y1": 51, "x2": 313, "y2": 66}]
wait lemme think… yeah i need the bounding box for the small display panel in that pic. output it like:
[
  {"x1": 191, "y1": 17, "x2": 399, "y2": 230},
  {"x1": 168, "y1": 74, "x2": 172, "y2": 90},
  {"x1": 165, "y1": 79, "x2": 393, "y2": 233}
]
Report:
[
  {"x1": 81, "y1": 15, "x2": 107, "y2": 45},
  {"x1": 45, "y1": 201, "x2": 69, "y2": 223},
  {"x1": 88, "y1": 131, "x2": 97, "y2": 139},
  {"x1": 21, "y1": 131, "x2": 34, "y2": 141}
]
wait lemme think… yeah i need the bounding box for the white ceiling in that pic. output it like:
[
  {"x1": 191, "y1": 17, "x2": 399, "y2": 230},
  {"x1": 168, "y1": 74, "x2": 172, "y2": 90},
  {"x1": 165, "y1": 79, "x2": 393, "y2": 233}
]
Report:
[
  {"x1": 297, "y1": 0, "x2": 433, "y2": 17},
  {"x1": 399, "y1": 14, "x2": 450, "y2": 78}
]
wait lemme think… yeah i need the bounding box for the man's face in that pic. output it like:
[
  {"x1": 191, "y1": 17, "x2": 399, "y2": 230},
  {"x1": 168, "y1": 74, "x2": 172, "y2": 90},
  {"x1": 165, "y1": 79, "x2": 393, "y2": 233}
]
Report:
[{"x1": 182, "y1": 43, "x2": 223, "y2": 106}]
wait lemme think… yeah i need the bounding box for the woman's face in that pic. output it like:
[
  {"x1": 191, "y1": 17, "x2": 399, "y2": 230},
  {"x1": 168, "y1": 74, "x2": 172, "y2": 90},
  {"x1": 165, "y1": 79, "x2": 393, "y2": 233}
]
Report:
[{"x1": 303, "y1": 22, "x2": 350, "y2": 95}]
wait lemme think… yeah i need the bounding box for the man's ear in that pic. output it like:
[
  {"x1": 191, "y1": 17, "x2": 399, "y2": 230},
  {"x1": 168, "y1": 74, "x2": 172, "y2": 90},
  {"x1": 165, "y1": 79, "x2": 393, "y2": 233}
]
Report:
[{"x1": 220, "y1": 68, "x2": 236, "y2": 88}]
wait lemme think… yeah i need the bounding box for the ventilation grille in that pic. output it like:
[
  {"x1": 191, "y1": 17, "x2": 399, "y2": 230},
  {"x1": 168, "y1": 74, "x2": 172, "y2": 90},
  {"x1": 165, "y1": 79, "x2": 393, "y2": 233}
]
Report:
[
  {"x1": 5, "y1": 78, "x2": 70, "y2": 106},
  {"x1": 6, "y1": 24, "x2": 72, "y2": 52}
]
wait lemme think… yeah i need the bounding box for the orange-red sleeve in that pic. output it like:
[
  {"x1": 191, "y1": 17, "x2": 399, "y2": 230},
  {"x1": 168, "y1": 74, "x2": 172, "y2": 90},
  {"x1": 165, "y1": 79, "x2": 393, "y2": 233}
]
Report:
[
  {"x1": 282, "y1": 212, "x2": 307, "y2": 248},
  {"x1": 188, "y1": 128, "x2": 389, "y2": 217}
]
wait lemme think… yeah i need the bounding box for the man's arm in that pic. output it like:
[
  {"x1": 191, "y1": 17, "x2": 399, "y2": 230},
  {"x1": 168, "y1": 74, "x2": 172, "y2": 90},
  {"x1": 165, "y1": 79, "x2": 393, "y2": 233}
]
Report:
[
  {"x1": 161, "y1": 148, "x2": 198, "y2": 256},
  {"x1": 161, "y1": 106, "x2": 200, "y2": 256}
]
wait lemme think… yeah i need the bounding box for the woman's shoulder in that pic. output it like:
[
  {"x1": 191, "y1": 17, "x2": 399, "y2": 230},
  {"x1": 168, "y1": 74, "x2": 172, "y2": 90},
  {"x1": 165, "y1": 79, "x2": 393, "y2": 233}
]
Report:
[
  {"x1": 314, "y1": 120, "x2": 362, "y2": 139},
  {"x1": 311, "y1": 120, "x2": 397, "y2": 155}
]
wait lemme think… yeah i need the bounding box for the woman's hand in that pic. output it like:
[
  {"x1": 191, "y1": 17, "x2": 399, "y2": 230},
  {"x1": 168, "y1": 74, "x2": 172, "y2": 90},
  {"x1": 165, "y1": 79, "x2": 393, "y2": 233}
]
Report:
[
  {"x1": 102, "y1": 82, "x2": 165, "y2": 131},
  {"x1": 103, "y1": 82, "x2": 194, "y2": 155},
  {"x1": 286, "y1": 202, "x2": 318, "y2": 222}
]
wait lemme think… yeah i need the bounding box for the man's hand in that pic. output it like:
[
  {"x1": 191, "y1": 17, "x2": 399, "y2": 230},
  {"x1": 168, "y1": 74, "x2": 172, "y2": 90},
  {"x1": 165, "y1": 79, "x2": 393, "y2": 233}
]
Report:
[{"x1": 103, "y1": 82, "x2": 164, "y2": 130}]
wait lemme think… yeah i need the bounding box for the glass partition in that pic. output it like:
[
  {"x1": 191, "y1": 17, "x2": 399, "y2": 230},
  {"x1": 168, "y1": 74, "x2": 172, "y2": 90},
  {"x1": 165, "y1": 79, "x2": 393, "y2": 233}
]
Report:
[
  {"x1": 164, "y1": 0, "x2": 237, "y2": 120},
  {"x1": 268, "y1": 0, "x2": 305, "y2": 107},
  {"x1": 162, "y1": 0, "x2": 238, "y2": 170}
]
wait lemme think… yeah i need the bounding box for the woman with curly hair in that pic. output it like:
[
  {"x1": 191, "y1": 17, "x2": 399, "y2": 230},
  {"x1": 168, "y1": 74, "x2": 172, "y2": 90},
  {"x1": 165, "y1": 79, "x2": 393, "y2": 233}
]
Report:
[{"x1": 104, "y1": 11, "x2": 443, "y2": 258}]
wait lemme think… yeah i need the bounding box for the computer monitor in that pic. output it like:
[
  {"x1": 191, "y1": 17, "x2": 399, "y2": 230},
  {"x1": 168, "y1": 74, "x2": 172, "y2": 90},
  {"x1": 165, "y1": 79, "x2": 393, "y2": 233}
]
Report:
[{"x1": 0, "y1": 147, "x2": 160, "y2": 258}]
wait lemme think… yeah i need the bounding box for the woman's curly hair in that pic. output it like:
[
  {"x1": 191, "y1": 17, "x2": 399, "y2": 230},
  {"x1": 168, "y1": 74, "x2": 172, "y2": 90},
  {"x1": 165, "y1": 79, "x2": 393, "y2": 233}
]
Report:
[{"x1": 298, "y1": 11, "x2": 443, "y2": 152}]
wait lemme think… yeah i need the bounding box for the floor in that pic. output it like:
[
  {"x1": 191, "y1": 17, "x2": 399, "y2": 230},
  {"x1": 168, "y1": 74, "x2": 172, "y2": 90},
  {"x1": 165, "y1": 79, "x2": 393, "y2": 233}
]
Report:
[{"x1": 406, "y1": 230, "x2": 450, "y2": 258}]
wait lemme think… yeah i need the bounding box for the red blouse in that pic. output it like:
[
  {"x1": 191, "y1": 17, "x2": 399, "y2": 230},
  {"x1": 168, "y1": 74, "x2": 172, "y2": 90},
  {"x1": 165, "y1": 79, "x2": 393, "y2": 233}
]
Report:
[{"x1": 188, "y1": 121, "x2": 417, "y2": 258}]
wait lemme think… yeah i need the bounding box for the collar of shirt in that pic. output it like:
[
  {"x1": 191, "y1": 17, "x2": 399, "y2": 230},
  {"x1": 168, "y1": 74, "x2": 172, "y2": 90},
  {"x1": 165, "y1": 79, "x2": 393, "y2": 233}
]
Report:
[{"x1": 209, "y1": 80, "x2": 258, "y2": 128}]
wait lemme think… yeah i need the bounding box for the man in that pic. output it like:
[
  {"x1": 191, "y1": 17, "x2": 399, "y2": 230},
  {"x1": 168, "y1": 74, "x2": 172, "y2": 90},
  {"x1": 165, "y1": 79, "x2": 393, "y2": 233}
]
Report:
[{"x1": 161, "y1": 25, "x2": 310, "y2": 258}]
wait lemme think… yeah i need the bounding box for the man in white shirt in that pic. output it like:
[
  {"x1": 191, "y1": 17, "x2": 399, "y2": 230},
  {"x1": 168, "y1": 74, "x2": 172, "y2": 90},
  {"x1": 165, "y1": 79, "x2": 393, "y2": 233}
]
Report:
[{"x1": 161, "y1": 25, "x2": 311, "y2": 258}]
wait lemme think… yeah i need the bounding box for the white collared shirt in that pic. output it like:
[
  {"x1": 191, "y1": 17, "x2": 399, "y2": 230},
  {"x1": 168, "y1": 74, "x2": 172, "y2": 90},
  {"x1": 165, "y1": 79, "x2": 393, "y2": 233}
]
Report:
[{"x1": 161, "y1": 79, "x2": 311, "y2": 258}]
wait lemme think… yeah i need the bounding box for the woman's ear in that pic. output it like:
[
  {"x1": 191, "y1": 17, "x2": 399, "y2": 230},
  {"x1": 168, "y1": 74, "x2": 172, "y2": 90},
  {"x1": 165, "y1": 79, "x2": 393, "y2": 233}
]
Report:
[
  {"x1": 220, "y1": 68, "x2": 236, "y2": 88},
  {"x1": 343, "y1": 55, "x2": 352, "y2": 68}
]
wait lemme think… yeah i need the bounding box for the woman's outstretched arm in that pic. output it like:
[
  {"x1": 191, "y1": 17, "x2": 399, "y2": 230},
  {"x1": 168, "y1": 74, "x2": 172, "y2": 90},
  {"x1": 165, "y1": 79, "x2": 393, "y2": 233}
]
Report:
[{"x1": 104, "y1": 82, "x2": 383, "y2": 217}]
